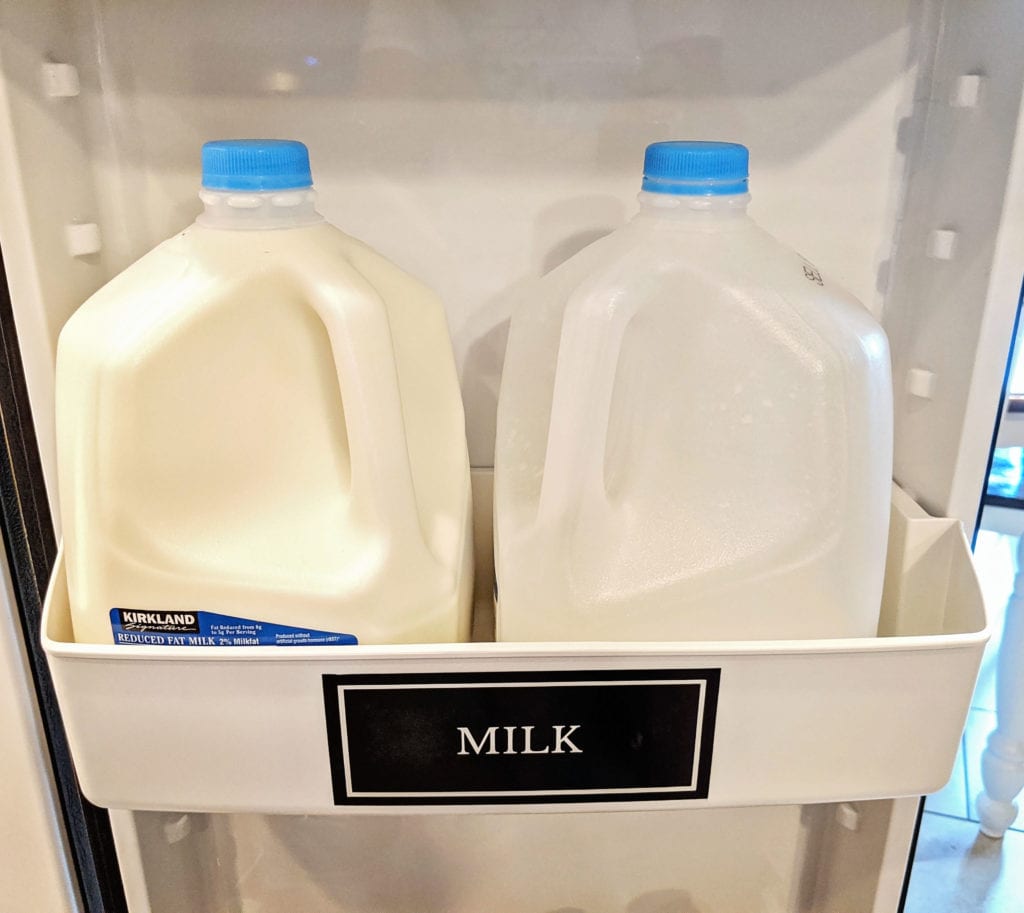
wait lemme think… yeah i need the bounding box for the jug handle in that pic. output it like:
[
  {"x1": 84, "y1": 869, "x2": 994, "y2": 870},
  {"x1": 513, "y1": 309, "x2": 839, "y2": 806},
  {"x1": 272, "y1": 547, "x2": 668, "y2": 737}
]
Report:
[
  {"x1": 537, "y1": 269, "x2": 640, "y2": 527},
  {"x1": 288, "y1": 251, "x2": 431, "y2": 560}
]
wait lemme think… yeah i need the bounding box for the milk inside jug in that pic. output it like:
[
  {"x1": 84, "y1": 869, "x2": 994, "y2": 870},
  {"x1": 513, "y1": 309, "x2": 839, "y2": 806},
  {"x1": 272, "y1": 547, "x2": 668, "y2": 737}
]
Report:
[
  {"x1": 494, "y1": 141, "x2": 892, "y2": 642},
  {"x1": 57, "y1": 139, "x2": 472, "y2": 645}
]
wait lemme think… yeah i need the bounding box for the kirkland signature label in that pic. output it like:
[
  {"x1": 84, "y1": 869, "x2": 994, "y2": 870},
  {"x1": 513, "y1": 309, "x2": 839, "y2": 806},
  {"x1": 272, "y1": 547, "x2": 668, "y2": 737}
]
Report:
[{"x1": 110, "y1": 608, "x2": 358, "y2": 647}]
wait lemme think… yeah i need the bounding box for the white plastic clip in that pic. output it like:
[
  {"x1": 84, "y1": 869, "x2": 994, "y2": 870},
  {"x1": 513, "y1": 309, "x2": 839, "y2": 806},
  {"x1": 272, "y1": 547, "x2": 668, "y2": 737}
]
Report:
[
  {"x1": 42, "y1": 63, "x2": 80, "y2": 98},
  {"x1": 907, "y1": 368, "x2": 936, "y2": 399},
  {"x1": 927, "y1": 229, "x2": 958, "y2": 261},
  {"x1": 951, "y1": 74, "x2": 984, "y2": 109},
  {"x1": 836, "y1": 802, "x2": 861, "y2": 832},
  {"x1": 163, "y1": 814, "x2": 192, "y2": 845},
  {"x1": 65, "y1": 223, "x2": 101, "y2": 258}
]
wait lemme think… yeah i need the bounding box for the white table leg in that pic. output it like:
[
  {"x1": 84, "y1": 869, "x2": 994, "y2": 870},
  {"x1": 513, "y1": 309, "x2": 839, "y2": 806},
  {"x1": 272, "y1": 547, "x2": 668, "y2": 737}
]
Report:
[{"x1": 978, "y1": 532, "x2": 1024, "y2": 837}]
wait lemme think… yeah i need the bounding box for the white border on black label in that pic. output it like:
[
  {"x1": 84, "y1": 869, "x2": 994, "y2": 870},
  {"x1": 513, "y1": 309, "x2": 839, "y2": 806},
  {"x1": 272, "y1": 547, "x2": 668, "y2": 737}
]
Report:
[{"x1": 337, "y1": 679, "x2": 707, "y2": 799}]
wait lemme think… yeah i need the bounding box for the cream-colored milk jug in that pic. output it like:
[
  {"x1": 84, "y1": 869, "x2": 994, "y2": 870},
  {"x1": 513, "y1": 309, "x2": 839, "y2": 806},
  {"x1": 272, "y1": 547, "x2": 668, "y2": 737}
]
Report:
[{"x1": 57, "y1": 140, "x2": 472, "y2": 645}]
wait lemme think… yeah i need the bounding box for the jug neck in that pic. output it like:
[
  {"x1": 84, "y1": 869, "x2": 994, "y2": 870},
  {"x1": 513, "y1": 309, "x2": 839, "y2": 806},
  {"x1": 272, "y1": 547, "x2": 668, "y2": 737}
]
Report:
[
  {"x1": 196, "y1": 187, "x2": 324, "y2": 230},
  {"x1": 635, "y1": 190, "x2": 750, "y2": 223}
]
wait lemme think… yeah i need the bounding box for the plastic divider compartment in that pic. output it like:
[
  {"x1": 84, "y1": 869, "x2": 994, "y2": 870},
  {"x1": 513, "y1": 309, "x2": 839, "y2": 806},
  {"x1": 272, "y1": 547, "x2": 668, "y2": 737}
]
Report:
[{"x1": 41, "y1": 485, "x2": 988, "y2": 815}]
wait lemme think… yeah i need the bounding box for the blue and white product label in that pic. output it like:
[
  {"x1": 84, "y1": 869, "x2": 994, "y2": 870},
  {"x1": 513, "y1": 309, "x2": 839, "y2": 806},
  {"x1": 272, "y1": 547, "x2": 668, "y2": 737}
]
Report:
[{"x1": 110, "y1": 608, "x2": 358, "y2": 647}]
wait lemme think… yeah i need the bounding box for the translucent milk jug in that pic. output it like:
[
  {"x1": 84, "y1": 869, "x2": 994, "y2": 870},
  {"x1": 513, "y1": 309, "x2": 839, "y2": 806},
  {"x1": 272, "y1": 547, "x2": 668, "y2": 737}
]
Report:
[
  {"x1": 494, "y1": 142, "x2": 892, "y2": 642},
  {"x1": 57, "y1": 140, "x2": 472, "y2": 645}
]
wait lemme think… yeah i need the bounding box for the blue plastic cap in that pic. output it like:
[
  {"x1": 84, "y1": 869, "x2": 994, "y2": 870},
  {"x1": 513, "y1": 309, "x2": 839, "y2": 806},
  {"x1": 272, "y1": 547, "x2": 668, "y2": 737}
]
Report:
[
  {"x1": 642, "y1": 141, "x2": 749, "y2": 196},
  {"x1": 201, "y1": 139, "x2": 313, "y2": 191}
]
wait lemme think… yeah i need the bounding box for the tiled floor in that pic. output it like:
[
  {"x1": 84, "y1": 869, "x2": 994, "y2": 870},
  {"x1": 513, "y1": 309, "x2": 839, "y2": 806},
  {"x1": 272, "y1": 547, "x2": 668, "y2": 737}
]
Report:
[
  {"x1": 906, "y1": 516, "x2": 1023, "y2": 912},
  {"x1": 905, "y1": 816, "x2": 1024, "y2": 913},
  {"x1": 922, "y1": 527, "x2": 1022, "y2": 832}
]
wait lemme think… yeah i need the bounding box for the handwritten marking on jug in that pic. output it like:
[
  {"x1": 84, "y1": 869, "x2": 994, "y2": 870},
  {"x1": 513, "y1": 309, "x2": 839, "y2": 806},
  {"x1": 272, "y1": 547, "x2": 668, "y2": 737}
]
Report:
[{"x1": 802, "y1": 263, "x2": 824, "y2": 285}]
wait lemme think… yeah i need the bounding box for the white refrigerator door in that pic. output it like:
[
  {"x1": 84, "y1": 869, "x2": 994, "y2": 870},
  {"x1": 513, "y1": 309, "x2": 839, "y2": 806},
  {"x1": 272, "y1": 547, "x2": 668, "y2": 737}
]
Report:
[{"x1": 0, "y1": 557, "x2": 79, "y2": 913}]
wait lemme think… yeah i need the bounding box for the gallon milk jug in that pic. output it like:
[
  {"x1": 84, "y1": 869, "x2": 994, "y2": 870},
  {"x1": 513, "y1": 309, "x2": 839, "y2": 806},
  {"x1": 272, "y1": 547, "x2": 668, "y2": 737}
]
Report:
[
  {"x1": 494, "y1": 141, "x2": 892, "y2": 642},
  {"x1": 57, "y1": 139, "x2": 473, "y2": 645}
]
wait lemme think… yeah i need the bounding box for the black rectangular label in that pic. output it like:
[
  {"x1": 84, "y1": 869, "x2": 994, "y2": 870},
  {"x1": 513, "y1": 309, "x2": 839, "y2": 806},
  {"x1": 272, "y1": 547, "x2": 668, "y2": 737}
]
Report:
[{"x1": 322, "y1": 669, "x2": 719, "y2": 806}]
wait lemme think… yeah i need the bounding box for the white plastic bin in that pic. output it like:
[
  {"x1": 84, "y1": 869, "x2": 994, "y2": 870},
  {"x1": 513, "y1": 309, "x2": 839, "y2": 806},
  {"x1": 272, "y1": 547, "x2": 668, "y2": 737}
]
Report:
[{"x1": 41, "y1": 485, "x2": 987, "y2": 815}]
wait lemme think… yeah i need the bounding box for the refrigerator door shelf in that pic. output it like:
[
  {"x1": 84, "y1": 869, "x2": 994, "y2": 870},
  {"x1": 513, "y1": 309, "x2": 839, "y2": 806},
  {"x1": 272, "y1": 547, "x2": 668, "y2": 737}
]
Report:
[{"x1": 41, "y1": 485, "x2": 987, "y2": 815}]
